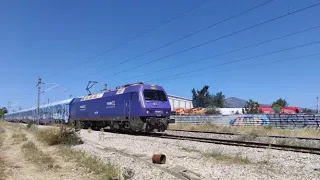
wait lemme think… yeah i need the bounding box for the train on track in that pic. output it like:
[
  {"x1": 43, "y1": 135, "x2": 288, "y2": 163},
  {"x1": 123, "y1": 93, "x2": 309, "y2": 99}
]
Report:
[{"x1": 4, "y1": 82, "x2": 175, "y2": 132}]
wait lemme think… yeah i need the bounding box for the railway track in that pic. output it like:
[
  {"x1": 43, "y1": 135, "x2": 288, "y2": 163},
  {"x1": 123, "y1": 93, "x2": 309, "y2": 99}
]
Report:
[
  {"x1": 167, "y1": 129, "x2": 320, "y2": 141},
  {"x1": 148, "y1": 133, "x2": 320, "y2": 155},
  {"x1": 13, "y1": 122, "x2": 320, "y2": 155}
]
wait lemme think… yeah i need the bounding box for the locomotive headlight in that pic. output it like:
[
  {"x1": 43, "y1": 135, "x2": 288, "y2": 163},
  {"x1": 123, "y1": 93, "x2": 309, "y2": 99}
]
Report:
[
  {"x1": 165, "y1": 111, "x2": 169, "y2": 114},
  {"x1": 146, "y1": 110, "x2": 150, "y2": 114}
]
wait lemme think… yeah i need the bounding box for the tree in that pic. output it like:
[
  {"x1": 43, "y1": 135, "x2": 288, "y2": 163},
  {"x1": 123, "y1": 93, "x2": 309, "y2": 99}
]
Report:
[
  {"x1": 191, "y1": 86, "x2": 226, "y2": 108},
  {"x1": 243, "y1": 99, "x2": 262, "y2": 114},
  {"x1": 272, "y1": 98, "x2": 288, "y2": 108},
  {"x1": 212, "y1": 92, "x2": 225, "y2": 108},
  {"x1": 302, "y1": 108, "x2": 313, "y2": 113},
  {"x1": 0, "y1": 107, "x2": 8, "y2": 118},
  {"x1": 191, "y1": 85, "x2": 212, "y2": 108}
]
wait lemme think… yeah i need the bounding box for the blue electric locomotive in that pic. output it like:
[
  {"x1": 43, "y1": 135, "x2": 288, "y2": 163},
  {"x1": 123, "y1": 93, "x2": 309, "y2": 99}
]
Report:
[
  {"x1": 4, "y1": 83, "x2": 174, "y2": 132},
  {"x1": 70, "y1": 82, "x2": 173, "y2": 132}
]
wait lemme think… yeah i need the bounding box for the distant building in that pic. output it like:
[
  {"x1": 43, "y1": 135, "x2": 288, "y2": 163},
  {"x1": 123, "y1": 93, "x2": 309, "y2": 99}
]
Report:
[
  {"x1": 168, "y1": 94, "x2": 193, "y2": 111},
  {"x1": 218, "y1": 108, "x2": 243, "y2": 115},
  {"x1": 259, "y1": 106, "x2": 275, "y2": 114}
]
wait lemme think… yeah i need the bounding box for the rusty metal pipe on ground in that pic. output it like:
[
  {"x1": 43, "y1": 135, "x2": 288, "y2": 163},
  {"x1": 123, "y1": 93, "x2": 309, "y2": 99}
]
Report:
[{"x1": 152, "y1": 154, "x2": 166, "y2": 164}]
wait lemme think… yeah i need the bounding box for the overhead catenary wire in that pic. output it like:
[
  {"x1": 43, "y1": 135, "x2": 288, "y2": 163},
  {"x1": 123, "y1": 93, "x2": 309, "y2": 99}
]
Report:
[
  {"x1": 122, "y1": 24, "x2": 320, "y2": 81},
  {"x1": 84, "y1": 0, "x2": 275, "y2": 79},
  {"x1": 47, "y1": 0, "x2": 210, "y2": 78},
  {"x1": 96, "y1": 1, "x2": 320, "y2": 81},
  {"x1": 143, "y1": 40, "x2": 320, "y2": 83},
  {"x1": 158, "y1": 53, "x2": 320, "y2": 82}
]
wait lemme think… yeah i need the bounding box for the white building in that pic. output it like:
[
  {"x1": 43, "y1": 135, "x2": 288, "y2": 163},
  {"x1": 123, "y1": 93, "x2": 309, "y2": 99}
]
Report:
[
  {"x1": 217, "y1": 108, "x2": 243, "y2": 115},
  {"x1": 167, "y1": 94, "x2": 193, "y2": 111}
]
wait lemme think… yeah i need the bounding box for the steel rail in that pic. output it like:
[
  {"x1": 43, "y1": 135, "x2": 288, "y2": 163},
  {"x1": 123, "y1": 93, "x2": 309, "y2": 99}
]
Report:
[
  {"x1": 167, "y1": 129, "x2": 320, "y2": 141},
  {"x1": 147, "y1": 133, "x2": 320, "y2": 155}
]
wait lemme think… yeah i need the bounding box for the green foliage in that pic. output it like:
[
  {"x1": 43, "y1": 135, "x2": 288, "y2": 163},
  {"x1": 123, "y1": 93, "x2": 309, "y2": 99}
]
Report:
[
  {"x1": 272, "y1": 98, "x2": 288, "y2": 108},
  {"x1": 302, "y1": 108, "x2": 313, "y2": 113},
  {"x1": 212, "y1": 92, "x2": 225, "y2": 108},
  {"x1": 192, "y1": 85, "x2": 211, "y2": 108},
  {"x1": 237, "y1": 133, "x2": 258, "y2": 141},
  {"x1": 27, "y1": 120, "x2": 35, "y2": 129},
  {"x1": 191, "y1": 86, "x2": 225, "y2": 108},
  {"x1": 263, "y1": 125, "x2": 273, "y2": 130},
  {"x1": 68, "y1": 120, "x2": 83, "y2": 132},
  {"x1": 36, "y1": 125, "x2": 83, "y2": 146},
  {"x1": 205, "y1": 108, "x2": 221, "y2": 115},
  {"x1": 273, "y1": 107, "x2": 280, "y2": 114},
  {"x1": 243, "y1": 99, "x2": 261, "y2": 114},
  {"x1": 0, "y1": 107, "x2": 8, "y2": 118}
]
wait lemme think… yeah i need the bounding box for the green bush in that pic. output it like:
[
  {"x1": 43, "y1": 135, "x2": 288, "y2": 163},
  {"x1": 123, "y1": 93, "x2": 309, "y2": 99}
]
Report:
[
  {"x1": 36, "y1": 125, "x2": 83, "y2": 146},
  {"x1": 27, "y1": 120, "x2": 35, "y2": 129},
  {"x1": 205, "y1": 108, "x2": 221, "y2": 115}
]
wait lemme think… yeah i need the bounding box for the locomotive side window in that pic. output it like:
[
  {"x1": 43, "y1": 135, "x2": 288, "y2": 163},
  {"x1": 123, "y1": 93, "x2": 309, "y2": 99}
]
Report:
[{"x1": 143, "y1": 90, "x2": 167, "y2": 101}]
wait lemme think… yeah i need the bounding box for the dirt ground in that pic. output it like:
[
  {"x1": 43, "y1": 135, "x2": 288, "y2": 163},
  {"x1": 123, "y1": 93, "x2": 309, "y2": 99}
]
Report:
[{"x1": 0, "y1": 125, "x2": 96, "y2": 180}]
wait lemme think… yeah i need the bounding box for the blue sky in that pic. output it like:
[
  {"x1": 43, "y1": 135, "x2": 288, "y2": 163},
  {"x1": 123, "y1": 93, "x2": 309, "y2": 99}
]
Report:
[{"x1": 1, "y1": 0, "x2": 320, "y2": 111}]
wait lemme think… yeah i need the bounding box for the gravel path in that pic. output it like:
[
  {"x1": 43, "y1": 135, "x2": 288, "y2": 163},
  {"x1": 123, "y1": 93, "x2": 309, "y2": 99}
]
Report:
[
  {"x1": 1, "y1": 125, "x2": 93, "y2": 180},
  {"x1": 77, "y1": 129, "x2": 320, "y2": 180}
]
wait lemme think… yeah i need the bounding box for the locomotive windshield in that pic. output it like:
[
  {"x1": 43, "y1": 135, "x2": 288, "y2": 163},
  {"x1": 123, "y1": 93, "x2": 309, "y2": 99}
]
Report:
[{"x1": 143, "y1": 90, "x2": 167, "y2": 101}]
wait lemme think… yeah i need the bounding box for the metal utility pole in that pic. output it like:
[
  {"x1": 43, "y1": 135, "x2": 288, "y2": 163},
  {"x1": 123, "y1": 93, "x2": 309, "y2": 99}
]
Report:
[
  {"x1": 36, "y1": 77, "x2": 42, "y2": 125},
  {"x1": 7, "y1": 101, "x2": 11, "y2": 113},
  {"x1": 48, "y1": 99, "x2": 50, "y2": 104},
  {"x1": 317, "y1": 97, "x2": 319, "y2": 113}
]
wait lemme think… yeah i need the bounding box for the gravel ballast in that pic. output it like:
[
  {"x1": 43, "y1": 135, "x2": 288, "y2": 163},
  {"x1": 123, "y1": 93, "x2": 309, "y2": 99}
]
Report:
[
  {"x1": 75, "y1": 129, "x2": 320, "y2": 180},
  {"x1": 165, "y1": 130, "x2": 320, "y2": 148}
]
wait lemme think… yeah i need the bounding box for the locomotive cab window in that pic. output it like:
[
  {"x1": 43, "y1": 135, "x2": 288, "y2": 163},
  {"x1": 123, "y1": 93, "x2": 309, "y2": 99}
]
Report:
[{"x1": 143, "y1": 90, "x2": 167, "y2": 101}]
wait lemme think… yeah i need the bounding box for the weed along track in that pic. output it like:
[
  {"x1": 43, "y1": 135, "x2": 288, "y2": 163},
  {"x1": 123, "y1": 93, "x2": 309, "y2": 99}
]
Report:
[
  {"x1": 149, "y1": 133, "x2": 320, "y2": 155},
  {"x1": 167, "y1": 129, "x2": 320, "y2": 141},
  {"x1": 93, "y1": 128, "x2": 320, "y2": 155},
  {"x1": 81, "y1": 137, "x2": 193, "y2": 180}
]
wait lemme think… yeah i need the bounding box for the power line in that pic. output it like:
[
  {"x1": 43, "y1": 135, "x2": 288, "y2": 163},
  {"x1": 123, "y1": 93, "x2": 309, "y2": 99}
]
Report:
[
  {"x1": 144, "y1": 40, "x2": 320, "y2": 82},
  {"x1": 122, "y1": 25, "x2": 320, "y2": 81},
  {"x1": 158, "y1": 53, "x2": 320, "y2": 82},
  {"x1": 98, "y1": 1, "x2": 320, "y2": 81},
  {"x1": 84, "y1": 0, "x2": 275, "y2": 79},
  {"x1": 48, "y1": 0, "x2": 210, "y2": 78}
]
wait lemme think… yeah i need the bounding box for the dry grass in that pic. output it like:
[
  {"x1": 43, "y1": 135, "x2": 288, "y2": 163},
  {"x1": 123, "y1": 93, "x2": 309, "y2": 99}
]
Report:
[
  {"x1": 21, "y1": 141, "x2": 54, "y2": 169},
  {"x1": 0, "y1": 124, "x2": 6, "y2": 180},
  {"x1": 0, "y1": 120, "x2": 7, "y2": 126},
  {"x1": 11, "y1": 131, "x2": 28, "y2": 143},
  {"x1": 237, "y1": 132, "x2": 258, "y2": 141},
  {"x1": 0, "y1": 127, "x2": 5, "y2": 147},
  {"x1": 0, "y1": 157, "x2": 6, "y2": 180},
  {"x1": 181, "y1": 146, "x2": 251, "y2": 165},
  {"x1": 58, "y1": 147, "x2": 120, "y2": 180},
  {"x1": 169, "y1": 123, "x2": 320, "y2": 138},
  {"x1": 33, "y1": 125, "x2": 83, "y2": 146},
  {"x1": 274, "y1": 138, "x2": 320, "y2": 148},
  {"x1": 204, "y1": 151, "x2": 251, "y2": 164},
  {"x1": 181, "y1": 147, "x2": 201, "y2": 153}
]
